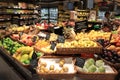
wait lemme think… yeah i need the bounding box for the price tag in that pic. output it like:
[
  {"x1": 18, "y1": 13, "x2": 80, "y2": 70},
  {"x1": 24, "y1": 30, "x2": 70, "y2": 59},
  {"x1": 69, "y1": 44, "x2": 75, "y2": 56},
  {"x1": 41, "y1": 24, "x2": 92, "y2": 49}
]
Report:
[
  {"x1": 57, "y1": 36, "x2": 65, "y2": 43},
  {"x1": 46, "y1": 34, "x2": 50, "y2": 40},
  {"x1": 75, "y1": 57, "x2": 85, "y2": 68},
  {"x1": 32, "y1": 51, "x2": 37, "y2": 59},
  {"x1": 32, "y1": 36, "x2": 38, "y2": 42},
  {"x1": 50, "y1": 41, "x2": 56, "y2": 50}
]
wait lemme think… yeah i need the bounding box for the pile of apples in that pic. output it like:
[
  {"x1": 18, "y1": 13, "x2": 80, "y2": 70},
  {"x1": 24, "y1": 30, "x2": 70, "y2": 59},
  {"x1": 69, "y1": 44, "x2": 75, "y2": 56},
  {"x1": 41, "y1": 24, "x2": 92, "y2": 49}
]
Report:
[{"x1": 111, "y1": 34, "x2": 120, "y2": 46}]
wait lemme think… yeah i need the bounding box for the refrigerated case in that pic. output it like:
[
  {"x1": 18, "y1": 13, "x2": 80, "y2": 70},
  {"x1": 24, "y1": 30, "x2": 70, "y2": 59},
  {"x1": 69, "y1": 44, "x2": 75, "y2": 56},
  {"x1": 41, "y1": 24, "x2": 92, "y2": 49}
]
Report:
[{"x1": 40, "y1": 7, "x2": 58, "y2": 24}]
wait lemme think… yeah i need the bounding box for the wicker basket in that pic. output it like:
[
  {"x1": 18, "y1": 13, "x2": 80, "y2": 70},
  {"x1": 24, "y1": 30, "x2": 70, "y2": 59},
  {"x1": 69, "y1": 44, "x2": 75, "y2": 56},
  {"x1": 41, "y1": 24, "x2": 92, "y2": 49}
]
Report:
[
  {"x1": 36, "y1": 56, "x2": 76, "y2": 79},
  {"x1": 75, "y1": 66, "x2": 118, "y2": 80},
  {"x1": 56, "y1": 47, "x2": 102, "y2": 54},
  {"x1": 102, "y1": 58, "x2": 120, "y2": 70}
]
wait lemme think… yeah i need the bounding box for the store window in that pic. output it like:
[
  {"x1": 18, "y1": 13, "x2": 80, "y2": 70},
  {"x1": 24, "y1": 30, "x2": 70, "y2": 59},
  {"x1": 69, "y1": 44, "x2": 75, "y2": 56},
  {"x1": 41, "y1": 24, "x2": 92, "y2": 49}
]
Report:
[{"x1": 40, "y1": 7, "x2": 58, "y2": 24}]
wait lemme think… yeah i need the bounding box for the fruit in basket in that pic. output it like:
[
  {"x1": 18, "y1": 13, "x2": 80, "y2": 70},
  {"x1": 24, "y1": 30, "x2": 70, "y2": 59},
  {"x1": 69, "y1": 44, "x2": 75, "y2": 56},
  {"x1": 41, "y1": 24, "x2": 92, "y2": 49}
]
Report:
[
  {"x1": 11, "y1": 34, "x2": 20, "y2": 40},
  {"x1": 24, "y1": 59, "x2": 30, "y2": 64},
  {"x1": 13, "y1": 46, "x2": 33, "y2": 65},
  {"x1": 20, "y1": 54, "x2": 29, "y2": 62},
  {"x1": 56, "y1": 39, "x2": 98, "y2": 48},
  {"x1": 97, "y1": 66, "x2": 105, "y2": 73},
  {"x1": 87, "y1": 65, "x2": 97, "y2": 73},
  {"x1": 49, "y1": 65, "x2": 55, "y2": 70},
  {"x1": 96, "y1": 60, "x2": 105, "y2": 67},
  {"x1": 1, "y1": 37, "x2": 24, "y2": 55},
  {"x1": 99, "y1": 49, "x2": 120, "y2": 64},
  {"x1": 84, "y1": 58, "x2": 95, "y2": 69},
  {"x1": 55, "y1": 69, "x2": 60, "y2": 73},
  {"x1": 80, "y1": 58, "x2": 106, "y2": 73},
  {"x1": 75, "y1": 30, "x2": 111, "y2": 41},
  {"x1": 59, "y1": 59, "x2": 65, "y2": 67},
  {"x1": 62, "y1": 66, "x2": 69, "y2": 72},
  {"x1": 16, "y1": 46, "x2": 33, "y2": 59},
  {"x1": 40, "y1": 62, "x2": 47, "y2": 67}
]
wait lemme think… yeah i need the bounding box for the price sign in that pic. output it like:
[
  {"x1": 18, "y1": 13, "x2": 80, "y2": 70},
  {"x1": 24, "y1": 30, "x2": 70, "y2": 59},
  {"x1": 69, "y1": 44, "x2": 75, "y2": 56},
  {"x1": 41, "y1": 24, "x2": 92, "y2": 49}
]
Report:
[
  {"x1": 46, "y1": 34, "x2": 50, "y2": 40},
  {"x1": 75, "y1": 57, "x2": 85, "y2": 68},
  {"x1": 32, "y1": 36, "x2": 38, "y2": 42},
  {"x1": 57, "y1": 35, "x2": 65, "y2": 43},
  {"x1": 50, "y1": 41, "x2": 56, "y2": 50}
]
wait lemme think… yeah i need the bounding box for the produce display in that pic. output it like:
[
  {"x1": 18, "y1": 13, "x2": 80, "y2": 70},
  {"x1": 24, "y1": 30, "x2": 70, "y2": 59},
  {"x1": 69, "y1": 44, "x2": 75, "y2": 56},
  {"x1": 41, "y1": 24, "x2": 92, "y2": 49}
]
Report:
[
  {"x1": 82, "y1": 58, "x2": 105, "y2": 73},
  {"x1": 34, "y1": 40, "x2": 55, "y2": 54},
  {"x1": 37, "y1": 57, "x2": 76, "y2": 74},
  {"x1": 76, "y1": 58, "x2": 116, "y2": 74},
  {"x1": 57, "y1": 38, "x2": 98, "y2": 48},
  {"x1": 75, "y1": 30, "x2": 111, "y2": 41},
  {"x1": 0, "y1": 37, "x2": 24, "y2": 55},
  {"x1": 13, "y1": 46, "x2": 34, "y2": 65},
  {"x1": 0, "y1": 23, "x2": 119, "y2": 80},
  {"x1": 100, "y1": 49, "x2": 120, "y2": 64},
  {"x1": 111, "y1": 33, "x2": 120, "y2": 46},
  {"x1": 11, "y1": 33, "x2": 39, "y2": 46},
  {"x1": 7, "y1": 24, "x2": 29, "y2": 32},
  {"x1": 19, "y1": 33, "x2": 38, "y2": 46}
]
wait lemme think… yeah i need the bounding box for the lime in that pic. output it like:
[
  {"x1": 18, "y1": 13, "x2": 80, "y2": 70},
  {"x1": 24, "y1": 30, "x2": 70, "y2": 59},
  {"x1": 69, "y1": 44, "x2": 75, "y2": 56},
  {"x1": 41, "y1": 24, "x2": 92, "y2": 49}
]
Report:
[
  {"x1": 36, "y1": 52, "x2": 42, "y2": 57},
  {"x1": 24, "y1": 60, "x2": 30, "y2": 64}
]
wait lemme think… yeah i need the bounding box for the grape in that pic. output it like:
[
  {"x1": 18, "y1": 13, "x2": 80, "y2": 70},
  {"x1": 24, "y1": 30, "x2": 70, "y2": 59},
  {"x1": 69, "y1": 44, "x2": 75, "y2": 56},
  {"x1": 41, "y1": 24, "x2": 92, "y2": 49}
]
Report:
[
  {"x1": 104, "y1": 57, "x2": 110, "y2": 61},
  {"x1": 113, "y1": 56, "x2": 118, "y2": 60},
  {"x1": 111, "y1": 59, "x2": 116, "y2": 64}
]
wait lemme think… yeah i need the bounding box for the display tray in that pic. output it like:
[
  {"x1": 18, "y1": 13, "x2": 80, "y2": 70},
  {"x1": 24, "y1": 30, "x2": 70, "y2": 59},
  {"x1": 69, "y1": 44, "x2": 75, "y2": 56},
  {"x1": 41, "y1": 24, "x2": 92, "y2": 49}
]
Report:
[
  {"x1": 102, "y1": 58, "x2": 120, "y2": 70},
  {"x1": 36, "y1": 56, "x2": 76, "y2": 79},
  {"x1": 75, "y1": 65, "x2": 117, "y2": 80},
  {"x1": 56, "y1": 46, "x2": 102, "y2": 54}
]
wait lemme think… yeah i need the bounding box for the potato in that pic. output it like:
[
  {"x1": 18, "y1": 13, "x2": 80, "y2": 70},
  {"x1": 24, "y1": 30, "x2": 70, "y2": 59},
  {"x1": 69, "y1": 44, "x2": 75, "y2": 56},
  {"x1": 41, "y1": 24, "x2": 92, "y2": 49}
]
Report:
[
  {"x1": 40, "y1": 69, "x2": 45, "y2": 73},
  {"x1": 44, "y1": 68, "x2": 49, "y2": 73},
  {"x1": 59, "y1": 69, "x2": 64, "y2": 73},
  {"x1": 41, "y1": 62, "x2": 47, "y2": 67},
  {"x1": 40, "y1": 65, "x2": 45, "y2": 70},
  {"x1": 49, "y1": 70, "x2": 55, "y2": 73},
  {"x1": 62, "y1": 66, "x2": 69, "y2": 72},
  {"x1": 49, "y1": 65, "x2": 54, "y2": 70},
  {"x1": 60, "y1": 59, "x2": 65, "y2": 63},
  {"x1": 59, "y1": 61, "x2": 64, "y2": 67},
  {"x1": 55, "y1": 69, "x2": 60, "y2": 73}
]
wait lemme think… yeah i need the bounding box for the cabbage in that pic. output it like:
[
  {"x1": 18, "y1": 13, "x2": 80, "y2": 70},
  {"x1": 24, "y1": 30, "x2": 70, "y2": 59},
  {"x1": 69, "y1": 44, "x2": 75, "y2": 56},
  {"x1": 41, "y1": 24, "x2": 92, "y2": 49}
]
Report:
[
  {"x1": 87, "y1": 65, "x2": 97, "y2": 73},
  {"x1": 96, "y1": 60, "x2": 104, "y2": 67}
]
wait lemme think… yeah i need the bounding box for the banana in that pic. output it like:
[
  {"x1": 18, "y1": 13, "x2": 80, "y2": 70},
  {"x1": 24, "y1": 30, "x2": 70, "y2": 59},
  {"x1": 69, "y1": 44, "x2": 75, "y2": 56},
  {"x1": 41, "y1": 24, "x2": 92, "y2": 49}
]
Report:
[{"x1": 28, "y1": 50, "x2": 34, "y2": 59}]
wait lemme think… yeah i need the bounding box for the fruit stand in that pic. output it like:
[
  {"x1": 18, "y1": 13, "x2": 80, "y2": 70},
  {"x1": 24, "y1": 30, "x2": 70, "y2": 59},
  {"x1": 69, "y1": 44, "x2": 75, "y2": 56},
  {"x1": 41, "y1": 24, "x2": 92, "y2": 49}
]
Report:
[{"x1": 0, "y1": 25, "x2": 120, "y2": 80}]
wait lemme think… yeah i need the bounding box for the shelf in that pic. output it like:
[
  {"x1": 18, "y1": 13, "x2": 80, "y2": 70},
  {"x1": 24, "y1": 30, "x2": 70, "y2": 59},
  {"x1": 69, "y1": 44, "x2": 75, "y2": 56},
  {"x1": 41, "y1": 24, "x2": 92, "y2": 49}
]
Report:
[
  {"x1": 0, "y1": 18, "x2": 11, "y2": 22},
  {"x1": 18, "y1": 18, "x2": 37, "y2": 21},
  {"x1": 77, "y1": 15, "x2": 88, "y2": 17},
  {"x1": 77, "y1": 9, "x2": 89, "y2": 12},
  {"x1": 0, "y1": 6, "x2": 35, "y2": 10},
  {"x1": 0, "y1": 13, "x2": 38, "y2": 15}
]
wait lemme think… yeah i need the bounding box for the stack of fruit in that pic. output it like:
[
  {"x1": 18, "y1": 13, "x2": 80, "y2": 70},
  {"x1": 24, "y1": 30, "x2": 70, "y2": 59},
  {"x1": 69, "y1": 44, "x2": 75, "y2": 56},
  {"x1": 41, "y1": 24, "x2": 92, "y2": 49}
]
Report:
[
  {"x1": 77, "y1": 58, "x2": 106, "y2": 73},
  {"x1": 0, "y1": 37, "x2": 24, "y2": 55},
  {"x1": 7, "y1": 25, "x2": 29, "y2": 32},
  {"x1": 13, "y1": 46, "x2": 34, "y2": 65},
  {"x1": 19, "y1": 34, "x2": 39, "y2": 46},
  {"x1": 100, "y1": 49, "x2": 120, "y2": 64},
  {"x1": 75, "y1": 30, "x2": 111, "y2": 41},
  {"x1": 34, "y1": 40, "x2": 55, "y2": 54},
  {"x1": 37, "y1": 57, "x2": 75, "y2": 74},
  {"x1": 57, "y1": 38, "x2": 98, "y2": 48},
  {"x1": 111, "y1": 34, "x2": 120, "y2": 46}
]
